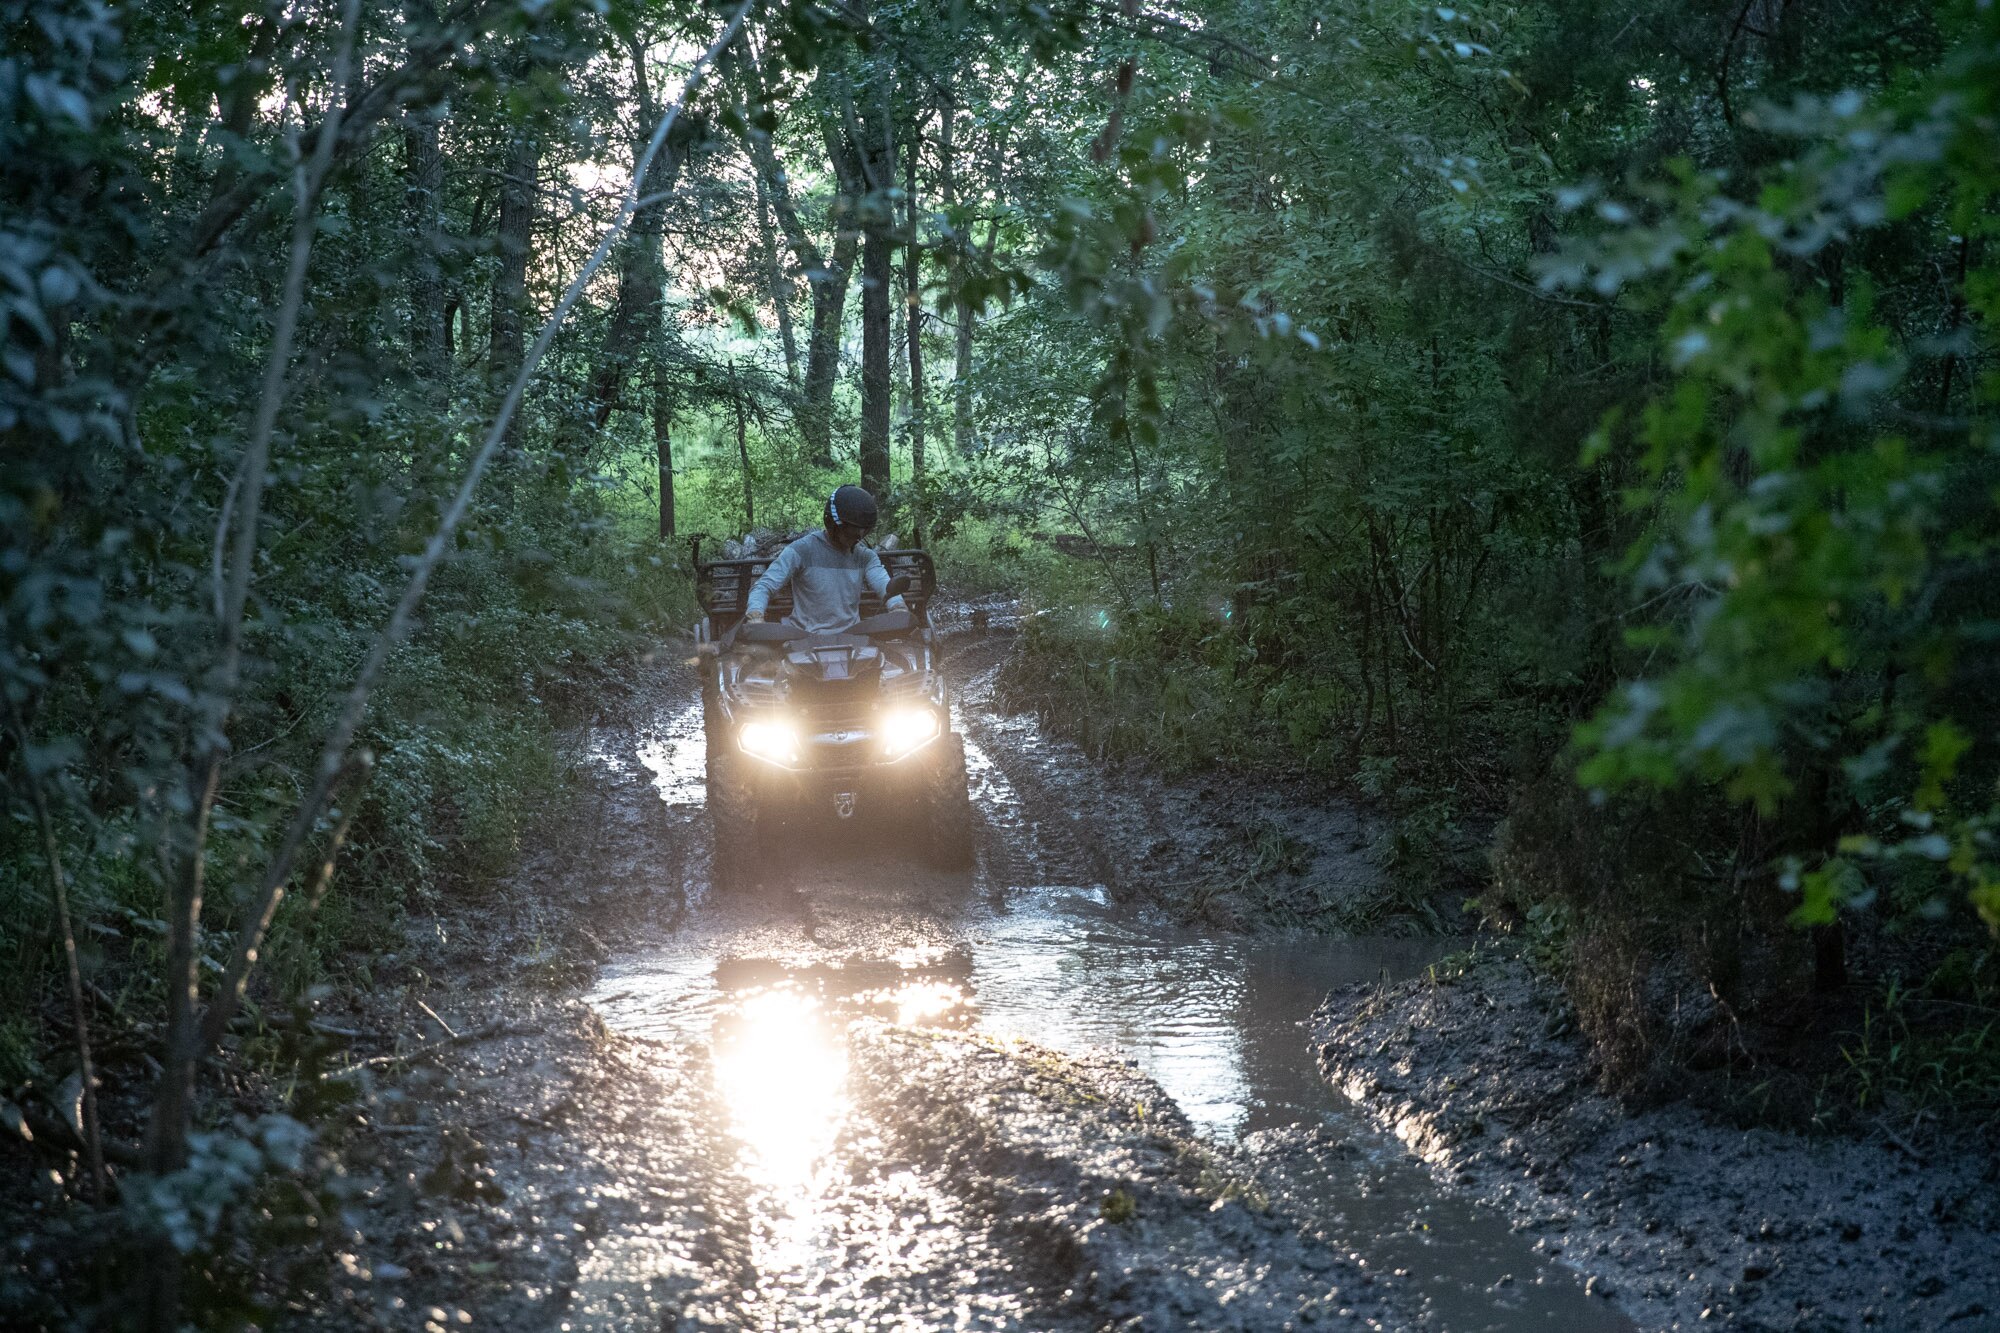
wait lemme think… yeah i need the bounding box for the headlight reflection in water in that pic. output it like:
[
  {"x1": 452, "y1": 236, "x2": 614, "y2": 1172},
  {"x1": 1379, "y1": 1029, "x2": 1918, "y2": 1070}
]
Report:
[
  {"x1": 709, "y1": 973, "x2": 973, "y2": 1208},
  {"x1": 712, "y1": 985, "x2": 846, "y2": 1196}
]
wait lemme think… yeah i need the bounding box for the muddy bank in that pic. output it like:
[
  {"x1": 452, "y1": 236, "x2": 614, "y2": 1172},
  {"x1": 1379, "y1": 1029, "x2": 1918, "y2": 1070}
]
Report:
[
  {"x1": 1311, "y1": 951, "x2": 2000, "y2": 1331},
  {"x1": 853, "y1": 1022, "x2": 1394, "y2": 1329},
  {"x1": 945, "y1": 625, "x2": 1406, "y2": 932},
  {"x1": 286, "y1": 652, "x2": 754, "y2": 1330}
]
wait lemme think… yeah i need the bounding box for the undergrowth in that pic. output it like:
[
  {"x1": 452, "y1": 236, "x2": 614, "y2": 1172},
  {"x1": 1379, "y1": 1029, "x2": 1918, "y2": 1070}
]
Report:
[
  {"x1": 990, "y1": 600, "x2": 1498, "y2": 932},
  {"x1": 1829, "y1": 955, "x2": 2000, "y2": 1127}
]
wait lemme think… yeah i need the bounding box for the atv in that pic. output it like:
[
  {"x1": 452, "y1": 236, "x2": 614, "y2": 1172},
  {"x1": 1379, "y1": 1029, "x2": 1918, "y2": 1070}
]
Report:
[{"x1": 694, "y1": 545, "x2": 975, "y2": 890}]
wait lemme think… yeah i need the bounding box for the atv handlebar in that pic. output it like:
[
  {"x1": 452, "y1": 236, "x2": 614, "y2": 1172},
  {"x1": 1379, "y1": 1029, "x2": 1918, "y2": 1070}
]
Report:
[{"x1": 724, "y1": 608, "x2": 919, "y2": 649}]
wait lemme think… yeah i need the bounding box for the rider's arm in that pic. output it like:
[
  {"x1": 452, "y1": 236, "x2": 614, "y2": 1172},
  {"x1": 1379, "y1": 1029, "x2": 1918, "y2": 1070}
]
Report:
[
  {"x1": 863, "y1": 547, "x2": 906, "y2": 611},
  {"x1": 745, "y1": 543, "x2": 800, "y2": 621}
]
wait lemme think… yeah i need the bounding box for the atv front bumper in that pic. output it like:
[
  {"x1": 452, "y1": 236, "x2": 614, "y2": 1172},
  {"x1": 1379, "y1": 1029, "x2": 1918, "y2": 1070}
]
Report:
[{"x1": 731, "y1": 731, "x2": 958, "y2": 820}]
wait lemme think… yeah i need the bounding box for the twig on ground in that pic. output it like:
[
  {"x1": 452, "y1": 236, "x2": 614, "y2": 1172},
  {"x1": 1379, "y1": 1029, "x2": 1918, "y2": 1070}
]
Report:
[
  {"x1": 1871, "y1": 1118, "x2": 1926, "y2": 1164},
  {"x1": 307, "y1": 1020, "x2": 366, "y2": 1039},
  {"x1": 416, "y1": 1000, "x2": 459, "y2": 1040},
  {"x1": 321, "y1": 1021, "x2": 534, "y2": 1081}
]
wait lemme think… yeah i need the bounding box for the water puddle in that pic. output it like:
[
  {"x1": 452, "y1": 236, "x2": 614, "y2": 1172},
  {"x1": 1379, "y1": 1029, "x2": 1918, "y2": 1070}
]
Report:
[
  {"x1": 591, "y1": 887, "x2": 1630, "y2": 1331},
  {"x1": 587, "y1": 697, "x2": 1630, "y2": 1330}
]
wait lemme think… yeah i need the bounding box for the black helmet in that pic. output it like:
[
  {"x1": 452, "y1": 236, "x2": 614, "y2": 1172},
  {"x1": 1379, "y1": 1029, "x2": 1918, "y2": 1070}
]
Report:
[{"x1": 825, "y1": 484, "x2": 878, "y2": 532}]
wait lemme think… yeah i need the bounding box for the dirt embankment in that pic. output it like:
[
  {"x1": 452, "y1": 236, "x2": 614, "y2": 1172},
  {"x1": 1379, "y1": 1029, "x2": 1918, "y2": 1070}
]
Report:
[
  {"x1": 1311, "y1": 951, "x2": 2000, "y2": 1332},
  {"x1": 852, "y1": 1022, "x2": 1396, "y2": 1330},
  {"x1": 284, "y1": 651, "x2": 754, "y2": 1330},
  {"x1": 943, "y1": 618, "x2": 1402, "y2": 931}
]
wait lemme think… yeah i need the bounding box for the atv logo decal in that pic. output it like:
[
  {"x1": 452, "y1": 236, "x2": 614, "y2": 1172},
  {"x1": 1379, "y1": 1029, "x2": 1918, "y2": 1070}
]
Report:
[{"x1": 833, "y1": 791, "x2": 857, "y2": 819}]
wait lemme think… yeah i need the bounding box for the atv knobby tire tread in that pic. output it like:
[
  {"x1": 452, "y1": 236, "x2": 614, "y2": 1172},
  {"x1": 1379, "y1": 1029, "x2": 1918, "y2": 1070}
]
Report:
[
  {"x1": 701, "y1": 672, "x2": 724, "y2": 766},
  {"x1": 922, "y1": 733, "x2": 976, "y2": 870},
  {"x1": 707, "y1": 748, "x2": 761, "y2": 892}
]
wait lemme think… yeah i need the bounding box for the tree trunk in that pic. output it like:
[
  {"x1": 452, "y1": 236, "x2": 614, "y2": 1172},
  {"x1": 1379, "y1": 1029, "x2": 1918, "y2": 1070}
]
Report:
[
  {"x1": 736, "y1": 394, "x2": 755, "y2": 529},
  {"x1": 400, "y1": 1, "x2": 447, "y2": 378},
  {"x1": 654, "y1": 358, "x2": 676, "y2": 539},
  {"x1": 937, "y1": 102, "x2": 974, "y2": 458},
  {"x1": 731, "y1": 37, "x2": 850, "y2": 465},
  {"x1": 951, "y1": 124, "x2": 1006, "y2": 457},
  {"x1": 488, "y1": 123, "x2": 538, "y2": 379},
  {"x1": 804, "y1": 116, "x2": 866, "y2": 469},
  {"x1": 860, "y1": 225, "x2": 892, "y2": 494},
  {"x1": 855, "y1": 91, "x2": 894, "y2": 496},
  {"x1": 401, "y1": 118, "x2": 447, "y2": 376},
  {"x1": 755, "y1": 171, "x2": 799, "y2": 384},
  {"x1": 800, "y1": 226, "x2": 855, "y2": 467},
  {"x1": 904, "y1": 131, "x2": 926, "y2": 543},
  {"x1": 580, "y1": 38, "x2": 687, "y2": 439}
]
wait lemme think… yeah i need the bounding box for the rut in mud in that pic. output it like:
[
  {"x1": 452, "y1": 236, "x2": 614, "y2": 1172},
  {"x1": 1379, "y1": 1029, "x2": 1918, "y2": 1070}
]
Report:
[{"x1": 533, "y1": 620, "x2": 1633, "y2": 1331}]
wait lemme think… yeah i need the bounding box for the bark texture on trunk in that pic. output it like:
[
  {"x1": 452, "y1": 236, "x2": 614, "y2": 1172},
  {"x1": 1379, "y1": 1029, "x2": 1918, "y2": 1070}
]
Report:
[
  {"x1": 904, "y1": 132, "x2": 926, "y2": 542},
  {"x1": 582, "y1": 40, "x2": 691, "y2": 437},
  {"x1": 755, "y1": 171, "x2": 799, "y2": 383},
  {"x1": 653, "y1": 357, "x2": 676, "y2": 538},
  {"x1": 488, "y1": 127, "x2": 538, "y2": 377}
]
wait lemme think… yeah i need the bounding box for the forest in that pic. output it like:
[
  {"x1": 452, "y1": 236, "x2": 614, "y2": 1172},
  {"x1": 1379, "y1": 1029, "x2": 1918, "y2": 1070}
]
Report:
[{"x1": 3, "y1": 0, "x2": 1998, "y2": 1326}]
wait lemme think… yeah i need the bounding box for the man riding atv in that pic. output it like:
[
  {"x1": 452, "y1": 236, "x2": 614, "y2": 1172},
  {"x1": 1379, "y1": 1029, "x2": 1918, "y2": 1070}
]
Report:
[
  {"x1": 744, "y1": 484, "x2": 905, "y2": 633},
  {"x1": 698, "y1": 485, "x2": 975, "y2": 888}
]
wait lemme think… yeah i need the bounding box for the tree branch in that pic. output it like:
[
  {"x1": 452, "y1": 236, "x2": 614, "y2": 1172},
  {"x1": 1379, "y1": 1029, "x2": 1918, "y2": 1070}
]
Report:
[
  {"x1": 1, "y1": 689, "x2": 106, "y2": 1199},
  {"x1": 190, "y1": 0, "x2": 762, "y2": 1067}
]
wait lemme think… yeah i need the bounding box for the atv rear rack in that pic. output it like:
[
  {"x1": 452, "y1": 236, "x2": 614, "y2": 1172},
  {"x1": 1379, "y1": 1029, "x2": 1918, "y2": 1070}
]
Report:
[{"x1": 698, "y1": 548, "x2": 938, "y2": 633}]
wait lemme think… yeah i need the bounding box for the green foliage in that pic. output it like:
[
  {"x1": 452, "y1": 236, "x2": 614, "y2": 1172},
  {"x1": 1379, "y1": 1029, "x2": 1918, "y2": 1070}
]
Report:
[
  {"x1": 999, "y1": 606, "x2": 1275, "y2": 774},
  {"x1": 1832, "y1": 963, "x2": 2000, "y2": 1121},
  {"x1": 0, "y1": 0, "x2": 689, "y2": 1237},
  {"x1": 125, "y1": 1114, "x2": 314, "y2": 1256},
  {"x1": 1561, "y1": 6, "x2": 2000, "y2": 931}
]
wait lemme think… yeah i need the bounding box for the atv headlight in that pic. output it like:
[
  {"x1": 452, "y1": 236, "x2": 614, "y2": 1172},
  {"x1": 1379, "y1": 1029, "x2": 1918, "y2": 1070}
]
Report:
[
  {"x1": 739, "y1": 717, "x2": 801, "y2": 767},
  {"x1": 880, "y1": 706, "x2": 942, "y2": 761}
]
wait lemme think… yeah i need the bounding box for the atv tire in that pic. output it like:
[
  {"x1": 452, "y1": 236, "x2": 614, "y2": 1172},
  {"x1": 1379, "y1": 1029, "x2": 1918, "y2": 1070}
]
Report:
[
  {"x1": 701, "y1": 671, "x2": 724, "y2": 765},
  {"x1": 920, "y1": 733, "x2": 976, "y2": 870},
  {"x1": 707, "y1": 749, "x2": 763, "y2": 892}
]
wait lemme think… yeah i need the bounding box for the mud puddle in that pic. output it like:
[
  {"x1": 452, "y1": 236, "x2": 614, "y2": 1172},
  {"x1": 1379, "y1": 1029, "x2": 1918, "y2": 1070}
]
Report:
[{"x1": 583, "y1": 693, "x2": 1631, "y2": 1331}]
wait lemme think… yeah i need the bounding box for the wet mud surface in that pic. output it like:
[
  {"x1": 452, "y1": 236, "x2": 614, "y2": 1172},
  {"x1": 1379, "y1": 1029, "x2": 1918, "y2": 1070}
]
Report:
[
  {"x1": 311, "y1": 621, "x2": 1638, "y2": 1330},
  {"x1": 1313, "y1": 951, "x2": 2000, "y2": 1332},
  {"x1": 313, "y1": 615, "x2": 1984, "y2": 1332}
]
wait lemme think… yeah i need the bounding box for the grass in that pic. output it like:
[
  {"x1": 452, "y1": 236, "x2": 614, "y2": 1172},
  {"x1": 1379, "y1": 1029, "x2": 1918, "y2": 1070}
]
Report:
[{"x1": 1831, "y1": 965, "x2": 2000, "y2": 1125}]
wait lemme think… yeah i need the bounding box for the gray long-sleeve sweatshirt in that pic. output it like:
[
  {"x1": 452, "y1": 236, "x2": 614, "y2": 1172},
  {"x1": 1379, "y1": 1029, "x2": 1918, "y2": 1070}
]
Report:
[{"x1": 745, "y1": 529, "x2": 905, "y2": 634}]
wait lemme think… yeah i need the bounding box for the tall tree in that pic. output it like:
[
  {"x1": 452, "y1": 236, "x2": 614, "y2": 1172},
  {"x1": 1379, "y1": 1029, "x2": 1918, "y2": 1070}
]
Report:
[
  {"x1": 400, "y1": 5, "x2": 448, "y2": 376},
  {"x1": 731, "y1": 37, "x2": 855, "y2": 465},
  {"x1": 754, "y1": 169, "x2": 800, "y2": 383},
  {"x1": 581, "y1": 35, "x2": 694, "y2": 437},
  {"x1": 904, "y1": 125, "x2": 928, "y2": 540},
  {"x1": 849, "y1": 71, "x2": 896, "y2": 496},
  {"x1": 488, "y1": 110, "x2": 538, "y2": 379}
]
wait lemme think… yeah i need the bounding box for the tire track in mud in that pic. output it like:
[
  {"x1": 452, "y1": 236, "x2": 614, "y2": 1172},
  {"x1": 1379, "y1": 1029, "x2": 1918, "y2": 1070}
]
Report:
[
  {"x1": 944, "y1": 631, "x2": 1127, "y2": 898},
  {"x1": 564, "y1": 624, "x2": 1626, "y2": 1333}
]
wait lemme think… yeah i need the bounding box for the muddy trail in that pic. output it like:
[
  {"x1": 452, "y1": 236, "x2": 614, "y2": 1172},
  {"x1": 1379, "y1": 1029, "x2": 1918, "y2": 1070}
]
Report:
[{"x1": 298, "y1": 613, "x2": 1640, "y2": 1332}]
